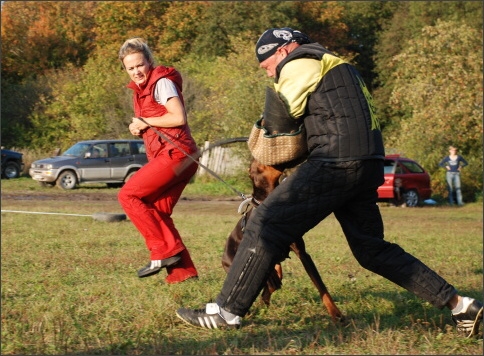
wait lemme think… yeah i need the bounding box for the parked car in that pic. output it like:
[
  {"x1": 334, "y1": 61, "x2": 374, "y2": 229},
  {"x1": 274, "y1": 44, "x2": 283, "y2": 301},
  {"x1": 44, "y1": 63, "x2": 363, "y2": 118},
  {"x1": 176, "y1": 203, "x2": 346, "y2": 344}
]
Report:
[
  {"x1": 29, "y1": 139, "x2": 148, "y2": 189},
  {"x1": 1, "y1": 148, "x2": 25, "y2": 179},
  {"x1": 377, "y1": 155, "x2": 432, "y2": 207}
]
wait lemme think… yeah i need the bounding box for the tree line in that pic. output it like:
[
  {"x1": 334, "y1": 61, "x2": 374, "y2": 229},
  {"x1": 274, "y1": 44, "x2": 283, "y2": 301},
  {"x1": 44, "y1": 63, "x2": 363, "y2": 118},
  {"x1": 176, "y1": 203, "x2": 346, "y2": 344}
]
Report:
[{"x1": 1, "y1": 1, "x2": 482, "y2": 199}]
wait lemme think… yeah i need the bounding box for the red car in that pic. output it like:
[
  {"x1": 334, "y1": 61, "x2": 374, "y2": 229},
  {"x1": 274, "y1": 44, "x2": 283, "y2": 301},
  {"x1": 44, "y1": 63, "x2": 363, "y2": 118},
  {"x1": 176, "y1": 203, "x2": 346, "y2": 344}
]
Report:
[{"x1": 377, "y1": 155, "x2": 432, "y2": 207}]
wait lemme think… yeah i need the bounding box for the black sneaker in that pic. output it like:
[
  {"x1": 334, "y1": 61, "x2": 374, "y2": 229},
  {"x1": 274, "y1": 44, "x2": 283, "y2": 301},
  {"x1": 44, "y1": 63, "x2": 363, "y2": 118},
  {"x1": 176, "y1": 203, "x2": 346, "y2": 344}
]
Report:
[
  {"x1": 176, "y1": 303, "x2": 241, "y2": 329},
  {"x1": 451, "y1": 297, "x2": 483, "y2": 337},
  {"x1": 137, "y1": 255, "x2": 181, "y2": 278}
]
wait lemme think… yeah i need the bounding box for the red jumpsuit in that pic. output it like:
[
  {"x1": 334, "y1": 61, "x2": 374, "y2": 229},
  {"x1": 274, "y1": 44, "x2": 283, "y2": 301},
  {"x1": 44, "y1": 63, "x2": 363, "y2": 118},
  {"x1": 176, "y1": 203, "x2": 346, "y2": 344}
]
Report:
[{"x1": 118, "y1": 65, "x2": 198, "y2": 283}]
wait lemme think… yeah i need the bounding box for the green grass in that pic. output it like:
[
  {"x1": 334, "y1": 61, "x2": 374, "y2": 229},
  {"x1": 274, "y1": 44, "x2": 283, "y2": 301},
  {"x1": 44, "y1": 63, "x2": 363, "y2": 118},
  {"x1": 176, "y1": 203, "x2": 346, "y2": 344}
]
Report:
[
  {"x1": 1, "y1": 178, "x2": 483, "y2": 354},
  {"x1": 2, "y1": 172, "x2": 253, "y2": 199}
]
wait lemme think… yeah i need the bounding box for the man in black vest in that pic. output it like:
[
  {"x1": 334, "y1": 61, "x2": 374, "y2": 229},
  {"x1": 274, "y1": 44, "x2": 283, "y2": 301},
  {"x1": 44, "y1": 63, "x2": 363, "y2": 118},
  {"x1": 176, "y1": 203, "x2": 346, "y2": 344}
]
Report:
[{"x1": 176, "y1": 27, "x2": 483, "y2": 337}]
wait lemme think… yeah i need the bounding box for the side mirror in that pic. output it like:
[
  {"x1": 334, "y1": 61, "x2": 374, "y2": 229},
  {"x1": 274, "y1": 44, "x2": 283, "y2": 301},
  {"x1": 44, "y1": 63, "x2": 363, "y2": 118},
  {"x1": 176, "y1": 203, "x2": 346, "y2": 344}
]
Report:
[{"x1": 84, "y1": 152, "x2": 91, "y2": 158}]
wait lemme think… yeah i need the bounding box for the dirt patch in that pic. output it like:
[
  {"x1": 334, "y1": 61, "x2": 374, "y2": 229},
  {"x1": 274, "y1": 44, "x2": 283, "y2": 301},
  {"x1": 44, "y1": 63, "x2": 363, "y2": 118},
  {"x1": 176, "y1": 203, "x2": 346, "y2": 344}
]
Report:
[{"x1": 1, "y1": 192, "x2": 119, "y2": 201}]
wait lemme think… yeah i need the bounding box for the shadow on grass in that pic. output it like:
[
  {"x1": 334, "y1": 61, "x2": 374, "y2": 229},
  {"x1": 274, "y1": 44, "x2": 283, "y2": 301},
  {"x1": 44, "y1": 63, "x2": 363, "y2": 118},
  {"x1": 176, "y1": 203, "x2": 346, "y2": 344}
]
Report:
[{"x1": 66, "y1": 288, "x2": 483, "y2": 355}]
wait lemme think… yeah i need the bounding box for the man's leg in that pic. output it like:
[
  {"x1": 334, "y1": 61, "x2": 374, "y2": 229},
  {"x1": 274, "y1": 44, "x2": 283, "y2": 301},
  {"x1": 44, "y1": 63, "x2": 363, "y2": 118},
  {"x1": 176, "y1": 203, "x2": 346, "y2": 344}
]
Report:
[
  {"x1": 176, "y1": 159, "x2": 355, "y2": 328},
  {"x1": 334, "y1": 188, "x2": 457, "y2": 309},
  {"x1": 333, "y1": 161, "x2": 482, "y2": 336}
]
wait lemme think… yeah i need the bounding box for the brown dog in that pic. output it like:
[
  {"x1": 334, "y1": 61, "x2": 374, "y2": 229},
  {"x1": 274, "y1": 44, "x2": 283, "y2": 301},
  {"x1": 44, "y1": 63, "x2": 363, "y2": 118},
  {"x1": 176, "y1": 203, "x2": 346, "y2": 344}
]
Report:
[{"x1": 222, "y1": 158, "x2": 345, "y2": 323}]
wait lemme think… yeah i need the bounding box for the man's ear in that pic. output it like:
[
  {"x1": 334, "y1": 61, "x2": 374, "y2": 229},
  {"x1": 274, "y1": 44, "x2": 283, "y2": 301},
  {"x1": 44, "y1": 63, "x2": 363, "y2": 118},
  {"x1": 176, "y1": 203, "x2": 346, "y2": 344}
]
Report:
[{"x1": 278, "y1": 47, "x2": 288, "y2": 57}]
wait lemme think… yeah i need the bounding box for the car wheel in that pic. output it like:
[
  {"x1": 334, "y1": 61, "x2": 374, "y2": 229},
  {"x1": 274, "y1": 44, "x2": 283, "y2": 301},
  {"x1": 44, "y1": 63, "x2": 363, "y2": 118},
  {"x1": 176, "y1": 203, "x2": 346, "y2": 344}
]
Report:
[
  {"x1": 56, "y1": 170, "x2": 77, "y2": 190},
  {"x1": 405, "y1": 189, "x2": 420, "y2": 207},
  {"x1": 124, "y1": 170, "x2": 138, "y2": 183},
  {"x1": 38, "y1": 181, "x2": 55, "y2": 188},
  {"x1": 3, "y1": 161, "x2": 21, "y2": 179}
]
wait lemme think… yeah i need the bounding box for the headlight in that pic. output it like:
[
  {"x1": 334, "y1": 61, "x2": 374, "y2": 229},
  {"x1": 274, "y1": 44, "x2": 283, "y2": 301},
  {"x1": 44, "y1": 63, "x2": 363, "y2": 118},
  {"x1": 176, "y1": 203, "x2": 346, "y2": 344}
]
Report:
[{"x1": 30, "y1": 163, "x2": 53, "y2": 169}]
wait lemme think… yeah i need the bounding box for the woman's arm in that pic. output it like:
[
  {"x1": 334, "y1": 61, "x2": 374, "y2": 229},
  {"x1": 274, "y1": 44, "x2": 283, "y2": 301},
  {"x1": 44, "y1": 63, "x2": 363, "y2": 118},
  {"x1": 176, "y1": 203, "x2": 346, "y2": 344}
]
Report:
[
  {"x1": 438, "y1": 156, "x2": 449, "y2": 168},
  {"x1": 459, "y1": 155, "x2": 469, "y2": 168},
  {"x1": 131, "y1": 96, "x2": 187, "y2": 132}
]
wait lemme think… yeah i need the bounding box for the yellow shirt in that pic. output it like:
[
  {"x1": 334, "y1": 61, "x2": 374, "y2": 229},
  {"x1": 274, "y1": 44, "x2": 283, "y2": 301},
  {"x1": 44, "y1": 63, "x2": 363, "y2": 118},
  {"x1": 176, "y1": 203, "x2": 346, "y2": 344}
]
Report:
[{"x1": 274, "y1": 54, "x2": 346, "y2": 118}]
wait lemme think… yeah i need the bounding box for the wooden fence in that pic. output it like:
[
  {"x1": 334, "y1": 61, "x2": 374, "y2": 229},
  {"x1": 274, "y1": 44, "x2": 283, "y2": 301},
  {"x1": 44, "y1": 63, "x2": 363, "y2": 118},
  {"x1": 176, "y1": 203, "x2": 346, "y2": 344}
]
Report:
[{"x1": 196, "y1": 141, "x2": 246, "y2": 176}]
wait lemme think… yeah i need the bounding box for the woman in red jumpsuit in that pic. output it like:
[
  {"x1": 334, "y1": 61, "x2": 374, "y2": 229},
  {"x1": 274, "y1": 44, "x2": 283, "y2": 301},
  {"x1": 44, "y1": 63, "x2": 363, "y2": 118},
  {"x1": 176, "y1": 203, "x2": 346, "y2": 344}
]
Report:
[{"x1": 118, "y1": 37, "x2": 198, "y2": 284}]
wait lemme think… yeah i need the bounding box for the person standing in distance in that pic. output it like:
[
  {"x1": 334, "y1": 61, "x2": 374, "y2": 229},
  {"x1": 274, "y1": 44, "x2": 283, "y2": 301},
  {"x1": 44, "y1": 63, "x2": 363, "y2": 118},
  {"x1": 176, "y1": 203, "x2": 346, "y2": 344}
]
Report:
[
  {"x1": 175, "y1": 28, "x2": 483, "y2": 337},
  {"x1": 439, "y1": 146, "x2": 468, "y2": 206},
  {"x1": 118, "y1": 38, "x2": 199, "y2": 284}
]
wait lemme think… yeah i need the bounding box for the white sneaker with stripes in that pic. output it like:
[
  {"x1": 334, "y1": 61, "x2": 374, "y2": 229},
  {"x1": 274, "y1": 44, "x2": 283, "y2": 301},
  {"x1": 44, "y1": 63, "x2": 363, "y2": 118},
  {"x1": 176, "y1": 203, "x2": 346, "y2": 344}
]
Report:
[
  {"x1": 176, "y1": 303, "x2": 241, "y2": 329},
  {"x1": 451, "y1": 297, "x2": 483, "y2": 338}
]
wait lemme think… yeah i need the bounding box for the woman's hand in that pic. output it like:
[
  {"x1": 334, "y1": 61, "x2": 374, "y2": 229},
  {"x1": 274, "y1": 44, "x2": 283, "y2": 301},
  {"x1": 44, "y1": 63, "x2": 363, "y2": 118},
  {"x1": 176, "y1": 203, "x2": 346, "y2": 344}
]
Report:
[
  {"x1": 129, "y1": 117, "x2": 149, "y2": 136},
  {"x1": 129, "y1": 122, "x2": 142, "y2": 136}
]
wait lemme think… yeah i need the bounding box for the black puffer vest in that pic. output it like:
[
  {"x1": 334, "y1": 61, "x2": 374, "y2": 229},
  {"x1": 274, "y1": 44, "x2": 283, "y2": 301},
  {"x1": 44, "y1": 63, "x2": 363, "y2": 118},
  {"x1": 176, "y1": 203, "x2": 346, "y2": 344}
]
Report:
[{"x1": 275, "y1": 43, "x2": 385, "y2": 162}]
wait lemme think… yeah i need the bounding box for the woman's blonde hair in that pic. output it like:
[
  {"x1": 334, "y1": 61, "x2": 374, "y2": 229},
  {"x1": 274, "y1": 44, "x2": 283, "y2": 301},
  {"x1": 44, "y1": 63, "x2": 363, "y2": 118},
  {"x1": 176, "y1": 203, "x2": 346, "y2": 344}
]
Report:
[{"x1": 118, "y1": 37, "x2": 155, "y2": 69}]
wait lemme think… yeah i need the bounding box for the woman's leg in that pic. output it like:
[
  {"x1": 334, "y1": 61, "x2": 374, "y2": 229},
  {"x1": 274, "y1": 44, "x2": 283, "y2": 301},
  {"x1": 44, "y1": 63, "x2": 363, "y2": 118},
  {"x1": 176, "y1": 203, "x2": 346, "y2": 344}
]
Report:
[
  {"x1": 119, "y1": 150, "x2": 198, "y2": 269},
  {"x1": 446, "y1": 172, "x2": 455, "y2": 205},
  {"x1": 454, "y1": 173, "x2": 464, "y2": 205},
  {"x1": 151, "y1": 160, "x2": 199, "y2": 283}
]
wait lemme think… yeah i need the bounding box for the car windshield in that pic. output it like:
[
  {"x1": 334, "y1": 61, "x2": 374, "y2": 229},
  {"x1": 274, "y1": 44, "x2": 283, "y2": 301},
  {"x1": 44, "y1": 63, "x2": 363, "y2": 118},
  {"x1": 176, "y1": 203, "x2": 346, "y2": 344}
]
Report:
[
  {"x1": 62, "y1": 143, "x2": 91, "y2": 157},
  {"x1": 383, "y1": 160, "x2": 396, "y2": 174},
  {"x1": 401, "y1": 161, "x2": 425, "y2": 173}
]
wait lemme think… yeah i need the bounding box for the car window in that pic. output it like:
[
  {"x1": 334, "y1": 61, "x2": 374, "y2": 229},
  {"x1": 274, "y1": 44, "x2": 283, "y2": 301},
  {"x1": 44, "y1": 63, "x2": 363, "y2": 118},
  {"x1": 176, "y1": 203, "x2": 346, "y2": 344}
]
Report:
[
  {"x1": 384, "y1": 160, "x2": 396, "y2": 174},
  {"x1": 63, "y1": 143, "x2": 91, "y2": 157},
  {"x1": 395, "y1": 163, "x2": 404, "y2": 174},
  {"x1": 90, "y1": 143, "x2": 108, "y2": 158},
  {"x1": 401, "y1": 161, "x2": 424, "y2": 173},
  {"x1": 131, "y1": 141, "x2": 146, "y2": 154},
  {"x1": 110, "y1": 142, "x2": 130, "y2": 157}
]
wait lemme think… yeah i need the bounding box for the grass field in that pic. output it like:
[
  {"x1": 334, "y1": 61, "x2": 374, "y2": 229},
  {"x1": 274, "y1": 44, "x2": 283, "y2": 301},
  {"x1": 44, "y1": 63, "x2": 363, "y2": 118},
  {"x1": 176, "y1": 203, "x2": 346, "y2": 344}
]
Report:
[{"x1": 1, "y1": 177, "x2": 483, "y2": 354}]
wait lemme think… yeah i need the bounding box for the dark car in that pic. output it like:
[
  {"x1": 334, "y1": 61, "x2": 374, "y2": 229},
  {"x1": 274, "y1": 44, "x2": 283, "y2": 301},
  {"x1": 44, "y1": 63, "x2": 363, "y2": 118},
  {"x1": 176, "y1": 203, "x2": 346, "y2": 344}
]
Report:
[
  {"x1": 29, "y1": 139, "x2": 148, "y2": 189},
  {"x1": 377, "y1": 155, "x2": 432, "y2": 207},
  {"x1": 1, "y1": 148, "x2": 25, "y2": 179}
]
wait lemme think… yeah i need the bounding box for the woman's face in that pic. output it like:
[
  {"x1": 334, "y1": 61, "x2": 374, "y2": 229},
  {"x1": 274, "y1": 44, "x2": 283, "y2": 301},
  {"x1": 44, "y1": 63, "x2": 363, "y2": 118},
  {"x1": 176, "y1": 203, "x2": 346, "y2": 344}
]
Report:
[{"x1": 123, "y1": 52, "x2": 151, "y2": 86}]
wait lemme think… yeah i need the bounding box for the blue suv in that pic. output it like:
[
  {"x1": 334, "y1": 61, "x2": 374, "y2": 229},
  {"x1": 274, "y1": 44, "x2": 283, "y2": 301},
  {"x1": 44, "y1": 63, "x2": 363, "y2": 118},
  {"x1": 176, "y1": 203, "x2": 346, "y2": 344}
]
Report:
[
  {"x1": 29, "y1": 139, "x2": 148, "y2": 189},
  {"x1": 1, "y1": 148, "x2": 24, "y2": 179}
]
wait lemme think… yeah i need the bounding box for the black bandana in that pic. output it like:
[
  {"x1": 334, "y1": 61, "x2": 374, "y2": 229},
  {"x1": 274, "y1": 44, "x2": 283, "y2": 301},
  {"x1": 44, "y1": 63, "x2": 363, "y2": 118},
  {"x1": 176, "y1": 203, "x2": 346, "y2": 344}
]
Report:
[{"x1": 255, "y1": 27, "x2": 311, "y2": 63}]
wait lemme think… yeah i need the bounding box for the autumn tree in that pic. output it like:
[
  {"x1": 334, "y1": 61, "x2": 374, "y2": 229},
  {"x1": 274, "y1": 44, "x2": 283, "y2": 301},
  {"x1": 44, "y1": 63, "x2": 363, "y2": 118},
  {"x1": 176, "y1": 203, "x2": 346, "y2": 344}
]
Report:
[
  {"x1": 387, "y1": 20, "x2": 483, "y2": 198},
  {"x1": 293, "y1": 1, "x2": 350, "y2": 54},
  {"x1": 93, "y1": 1, "x2": 170, "y2": 54},
  {"x1": 171, "y1": 1, "x2": 358, "y2": 144},
  {"x1": 339, "y1": 1, "x2": 398, "y2": 90},
  {"x1": 27, "y1": 53, "x2": 133, "y2": 151},
  {"x1": 1, "y1": 1, "x2": 97, "y2": 148},
  {"x1": 373, "y1": 1, "x2": 483, "y2": 133},
  {"x1": 1, "y1": 1, "x2": 96, "y2": 81},
  {"x1": 178, "y1": 33, "x2": 272, "y2": 144}
]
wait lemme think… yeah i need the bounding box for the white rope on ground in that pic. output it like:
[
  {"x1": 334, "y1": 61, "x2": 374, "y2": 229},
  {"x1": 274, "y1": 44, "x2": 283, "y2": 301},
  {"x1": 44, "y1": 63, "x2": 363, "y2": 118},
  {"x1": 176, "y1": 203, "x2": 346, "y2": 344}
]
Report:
[{"x1": 1, "y1": 210, "x2": 92, "y2": 217}]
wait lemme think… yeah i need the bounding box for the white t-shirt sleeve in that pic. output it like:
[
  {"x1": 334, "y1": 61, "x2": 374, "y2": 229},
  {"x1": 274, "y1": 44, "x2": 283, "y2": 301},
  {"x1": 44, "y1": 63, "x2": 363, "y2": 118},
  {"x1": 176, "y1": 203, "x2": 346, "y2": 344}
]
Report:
[{"x1": 154, "y1": 78, "x2": 179, "y2": 105}]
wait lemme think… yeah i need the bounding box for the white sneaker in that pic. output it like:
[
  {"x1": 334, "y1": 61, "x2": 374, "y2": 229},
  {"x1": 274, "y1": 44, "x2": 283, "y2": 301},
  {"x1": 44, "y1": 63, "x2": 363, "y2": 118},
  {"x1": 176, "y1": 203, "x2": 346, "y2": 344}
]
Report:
[{"x1": 176, "y1": 303, "x2": 241, "y2": 329}]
